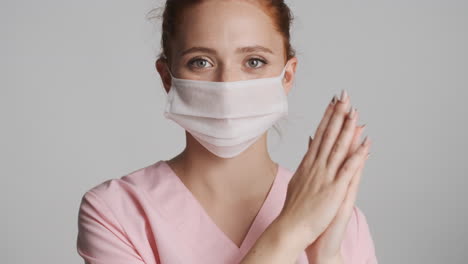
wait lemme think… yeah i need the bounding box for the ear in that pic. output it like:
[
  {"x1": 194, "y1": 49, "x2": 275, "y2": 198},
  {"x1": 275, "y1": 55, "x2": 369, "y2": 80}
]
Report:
[
  {"x1": 282, "y1": 57, "x2": 298, "y2": 95},
  {"x1": 155, "y1": 58, "x2": 171, "y2": 94}
]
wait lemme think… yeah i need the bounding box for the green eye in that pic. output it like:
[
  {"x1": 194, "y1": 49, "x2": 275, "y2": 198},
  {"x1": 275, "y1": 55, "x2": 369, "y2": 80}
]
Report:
[
  {"x1": 247, "y1": 58, "x2": 267, "y2": 68},
  {"x1": 188, "y1": 58, "x2": 212, "y2": 68}
]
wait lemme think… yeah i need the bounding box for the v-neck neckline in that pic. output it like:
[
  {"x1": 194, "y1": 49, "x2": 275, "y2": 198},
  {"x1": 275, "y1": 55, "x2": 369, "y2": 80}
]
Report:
[{"x1": 160, "y1": 160, "x2": 282, "y2": 255}]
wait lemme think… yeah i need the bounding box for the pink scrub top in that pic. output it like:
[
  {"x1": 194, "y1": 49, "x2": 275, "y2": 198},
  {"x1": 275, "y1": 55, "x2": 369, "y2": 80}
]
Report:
[{"x1": 76, "y1": 160, "x2": 378, "y2": 264}]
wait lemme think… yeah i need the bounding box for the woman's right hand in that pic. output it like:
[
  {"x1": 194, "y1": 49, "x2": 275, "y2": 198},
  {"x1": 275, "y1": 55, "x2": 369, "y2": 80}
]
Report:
[{"x1": 276, "y1": 90, "x2": 371, "y2": 249}]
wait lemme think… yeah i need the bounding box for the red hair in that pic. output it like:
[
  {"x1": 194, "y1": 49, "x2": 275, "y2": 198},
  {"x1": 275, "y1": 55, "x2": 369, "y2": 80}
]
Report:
[
  {"x1": 147, "y1": 0, "x2": 296, "y2": 66},
  {"x1": 147, "y1": 0, "x2": 295, "y2": 139}
]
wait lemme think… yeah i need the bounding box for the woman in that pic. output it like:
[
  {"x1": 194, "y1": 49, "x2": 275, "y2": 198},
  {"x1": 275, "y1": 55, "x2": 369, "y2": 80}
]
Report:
[{"x1": 76, "y1": 0, "x2": 376, "y2": 263}]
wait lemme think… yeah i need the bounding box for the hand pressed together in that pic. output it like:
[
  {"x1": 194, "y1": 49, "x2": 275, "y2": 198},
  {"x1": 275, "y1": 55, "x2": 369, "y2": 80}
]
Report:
[{"x1": 276, "y1": 90, "x2": 371, "y2": 263}]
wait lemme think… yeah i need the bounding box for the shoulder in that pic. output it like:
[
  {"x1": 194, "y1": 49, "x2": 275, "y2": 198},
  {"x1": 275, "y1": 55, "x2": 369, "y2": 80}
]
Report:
[
  {"x1": 79, "y1": 160, "x2": 167, "y2": 206},
  {"x1": 76, "y1": 161, "x2": 166, "y2": 264},
  {"x1": 77, "y1": 160, "x2": 170, "y2": 232}
]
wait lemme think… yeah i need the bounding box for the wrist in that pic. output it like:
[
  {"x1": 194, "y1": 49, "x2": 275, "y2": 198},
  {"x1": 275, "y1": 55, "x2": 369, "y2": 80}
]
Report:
[
  {"x1": 239, "y1": 218, "x2": 306, "y2": 264},
  {"x1": 268, "y1": 216, "x2": 308, "y2": 254},
  {"x1": 272, "y1": 213, "x2": 321, "y2": 248}
]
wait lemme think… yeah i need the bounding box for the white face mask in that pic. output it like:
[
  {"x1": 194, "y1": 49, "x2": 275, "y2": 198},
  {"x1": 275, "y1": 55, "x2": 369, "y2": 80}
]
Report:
[{"x1": 163, "y1": 65, "x2": 289, "y2": 158}]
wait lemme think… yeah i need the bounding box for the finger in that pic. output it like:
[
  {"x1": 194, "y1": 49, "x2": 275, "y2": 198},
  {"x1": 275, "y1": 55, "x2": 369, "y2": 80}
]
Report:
[
  {"x1": 326, "y1": 106, "x2": 358, "y2": 178},
  {"x1": 303, "y1": 94, "x2": 338, "y2": 167},
  {"x1": 335, "y1": 136, "x2": 371, "y2": 186},
  {"x1": 347, "y1": 110, "x2": 362, "y2": 154},
  {"x1": 315, "y1": 90, "x2": 351, "y2": 166},
  {"x1": 335, "y1": 149, "x2": 369, "y2": 228},
  {"x1": 349, "y1": 122, "x2": 365, "y2": 156},
  {"x1": 332, "y1": 157, "x2": 367, "y2": 231},
  {"x1": 344, "y1": 158, "x2": 366, "y2": 209}
]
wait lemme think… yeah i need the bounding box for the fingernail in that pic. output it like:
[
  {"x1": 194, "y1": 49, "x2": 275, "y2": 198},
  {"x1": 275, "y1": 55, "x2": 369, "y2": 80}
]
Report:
[
  {"x1": 362, "y1": 136, "x2": 370, "y2": 146},
  {"x1": 359, "y1": 124, "x2": 366, "y2": 131},
  {"x1": 340, "y1": 89, "x2": 348, "y2": 102},
  {"x1": 331, "y1": 95, "x2": 337, "y2": 105}
]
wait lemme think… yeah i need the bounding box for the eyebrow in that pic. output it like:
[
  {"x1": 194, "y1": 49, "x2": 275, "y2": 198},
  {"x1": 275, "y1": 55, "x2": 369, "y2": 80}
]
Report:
[{"x1": 179, "y1": 45, "x2": 274, "y2": 56}]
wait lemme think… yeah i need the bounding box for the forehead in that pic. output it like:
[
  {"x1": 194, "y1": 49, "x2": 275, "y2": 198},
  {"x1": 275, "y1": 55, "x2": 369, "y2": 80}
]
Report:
[{"x1": 172, "y1": 0, "x2": 284, "y2": 55}]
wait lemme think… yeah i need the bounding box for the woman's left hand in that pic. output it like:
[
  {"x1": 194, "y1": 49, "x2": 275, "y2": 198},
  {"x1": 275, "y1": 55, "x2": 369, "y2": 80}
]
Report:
[{"x1": 305, "y1": 117, "x2": 368, "y2": 264}]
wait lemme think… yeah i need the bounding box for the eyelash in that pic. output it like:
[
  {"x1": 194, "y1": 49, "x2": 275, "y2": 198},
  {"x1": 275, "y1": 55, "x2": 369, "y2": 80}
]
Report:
[{"x1": 188, "y1": 57, "x2": 268, "y2": 69}]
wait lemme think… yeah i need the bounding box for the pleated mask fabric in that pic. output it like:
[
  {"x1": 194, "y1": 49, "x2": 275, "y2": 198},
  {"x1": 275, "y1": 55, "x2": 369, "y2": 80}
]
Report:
[{"x1": 163, "y1": 65, "x2": 289, "y2": 158}]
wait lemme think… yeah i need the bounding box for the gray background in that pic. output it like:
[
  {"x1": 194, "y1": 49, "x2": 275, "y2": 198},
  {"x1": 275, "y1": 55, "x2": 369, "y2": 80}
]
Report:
[{"x1": 2, "y1": 0, "x2": 467, "y2": 263}]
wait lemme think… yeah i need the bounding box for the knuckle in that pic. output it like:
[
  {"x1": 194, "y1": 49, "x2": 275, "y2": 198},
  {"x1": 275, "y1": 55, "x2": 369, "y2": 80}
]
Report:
[
  {"x1": 319, "y1": 163, "x2": 329, "y2": 174},
  {"x1": 315, "y1": 154, "x2": 327, "y2": 169},
  {"x1": 310, "y1": 159, "x2": 322, "y2": 172},
  {"x1": 320, "y1": 166, "x2": 333, "y2": 180},
  {"x1": 309, "y1": 175, "x2": 321, "y2": 190},
  {"x1": 345, "y1": 117, "x2": 355, "y2": 128},
  {"x1": 332, "y1": 142, "x2": 340, "y2": 153},
  {"x1": 341, "y1": 163, "x2": 351, "y2": 172},
  {"x1": 359, "y1": 144, "x2": 368, "y2": 154},
  {"x1": 336, "y1": 104, "x2": 347, "y2": 114},
  {"x1": 326, "y1": 170, "x2": 336, "y2": 182},
  {"x1": 314, "y1": 129, "x2": 323, "y2": 140}
]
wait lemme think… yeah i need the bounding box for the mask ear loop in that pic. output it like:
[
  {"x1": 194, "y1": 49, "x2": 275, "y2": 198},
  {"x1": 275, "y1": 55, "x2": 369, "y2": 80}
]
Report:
[
  {"x1": 277, "y1": 64, "x2": 290, "y2": 98},
  {"x1": 165, "y1": 64, "x2": 175, "y2": 79},
  {"x1": 279, "y1": 64, "x2": 288, "y2": 79},
  {"x1": 163, "y1": 64, "x2": 176, "y2": 103}
]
